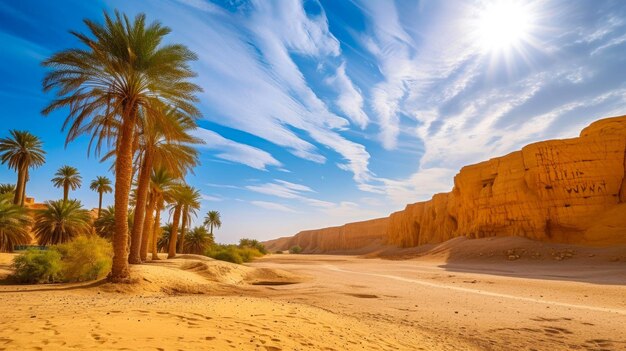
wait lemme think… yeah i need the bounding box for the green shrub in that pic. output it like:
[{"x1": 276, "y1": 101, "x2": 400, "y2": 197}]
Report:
[
  {"x1": 274, "y1": 250, "x2": 283, "y2": 254},
  {"x1": 238, "y1": 238, "x2": 267, "y2": 254},
  {"x1": 213, "y1": 249, "x2": 243, "y2": 264},
  {"x1": 289, "y1": 245, "x2": 303, "y2": 254},
  {"x1": 55, "y1": 235, "x2": 112, "y2": 282},
  {"x1": 206, "y1": 244, "x2": 264, "y2": 264},
  {"x1": 12, "y1": 249, "x2": 62, "y2": 283},
  {"x1": 11, "y1": 235, "x2": 112, "y2": 284}
]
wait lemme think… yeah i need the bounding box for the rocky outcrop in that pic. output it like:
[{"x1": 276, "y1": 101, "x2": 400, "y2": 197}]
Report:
[
  {"x1": 266, "y1": 115, "x2": 626, "y2": 253},
  {"x1": 265, "y1": 217, "x2": 388, "y2": 253}
]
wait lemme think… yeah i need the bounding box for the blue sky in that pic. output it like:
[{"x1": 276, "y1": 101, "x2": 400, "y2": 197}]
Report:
[{"x1": 1, "y1": 0, "x2": 626, "y2": 243}]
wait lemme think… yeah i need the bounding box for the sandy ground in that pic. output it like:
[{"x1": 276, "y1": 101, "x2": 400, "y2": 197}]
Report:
[{"x1": 0, "y1": 238, "x2": 625, "y2": 350}]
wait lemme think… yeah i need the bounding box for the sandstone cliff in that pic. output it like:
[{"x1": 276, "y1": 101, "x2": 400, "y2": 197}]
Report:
[{"x1": 265, "y1": 116, "x2": 626, "y2": 253}]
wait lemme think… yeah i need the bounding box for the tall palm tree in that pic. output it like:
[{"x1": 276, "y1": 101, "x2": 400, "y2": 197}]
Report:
[
  {"x1": 204, "y1": 210, "x2": 222, "y2": 236},
  {"x1": 128, "y1": 108, "x2": 200, "y2": 264},
  {"x1": 0, "y1": 130, "x2": 46, "y2": 206},
  {"x1": 42, "y1": 11, "x2": 201, "y2": 281},
  {"x1": 140, "y1": 168, "x2": 176, "y2": 261},
  {"x1": 51, "y1": 165, "x2": 82, "y2": 202},
  {"x1": 176, "y1": 185, "x2": 201, "y2": 254},
  {"x1": 90, "y1": 176, "x2": 112, "y2": 217},
  {"x1": 33, "y1": 199, "x2": 92, "y2": 245},
  {"x1": 0, "y1": 196, "x2": 32, "y2": 252},
  {"x1": 184, "y1": 226, "x2": 213, "y2": 255},
  {"x1": 166, "y1": 184, "x2": 200, "y2": 259}
]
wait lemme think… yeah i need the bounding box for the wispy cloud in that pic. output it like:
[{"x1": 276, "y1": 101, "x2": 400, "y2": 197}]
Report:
[
  {"x1": 201, "y1": 194, "x2": 223, "y2": 202},
  {"x1": 192, "y1": 127, "x2": 282, "y2": 171},
  {"x1": 250, "y1": 200, "x2": 297, "y2": 213},
  {"x1": 325, "y1": 62, "x2": 369, "y2": 129}
]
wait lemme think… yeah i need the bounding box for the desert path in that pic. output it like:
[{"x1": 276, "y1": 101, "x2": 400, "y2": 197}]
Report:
[
  {"x1": 249, "y1": 254, "x2": 626, "y2": 351},
  {"x1": 321, "y1": 264, "x2": 626, "y2": 316}
]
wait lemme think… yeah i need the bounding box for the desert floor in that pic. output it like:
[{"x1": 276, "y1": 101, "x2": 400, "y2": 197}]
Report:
[{"x1": 0, "y1": 238, "x2": 625, "y2": 351}]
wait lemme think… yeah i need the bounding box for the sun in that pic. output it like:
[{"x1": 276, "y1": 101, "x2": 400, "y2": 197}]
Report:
[{"x1": 474, "y1": 0, "x2": 533, "y2": 53}]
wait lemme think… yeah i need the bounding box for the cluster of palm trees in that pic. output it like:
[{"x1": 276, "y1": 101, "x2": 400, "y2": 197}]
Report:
[
  {"x1": 0, "y1": 10, "x2": 225, "y2": 281},
  {"x1": 0, "y1": 126, "x2": 224, "y2": 264}
]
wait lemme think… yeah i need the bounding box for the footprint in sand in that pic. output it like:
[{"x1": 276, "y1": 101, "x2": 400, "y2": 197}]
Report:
[{"x1": 264, "y1": 346, "x2": 281, "y2": 351}]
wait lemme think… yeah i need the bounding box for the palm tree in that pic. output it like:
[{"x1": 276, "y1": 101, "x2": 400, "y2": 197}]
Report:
[
  {"x1": 94, "y1": 206, "x2": 115, "y2": 239},
  {"x1": 52, "y1": 165, "x2": 82, "y2": 202},
  {"x1": 184, "y1": 226, "x2": 213, "y2": 255},
  {"x1": 140, "y1": 168, "x2": 177, "y2": 261},
  {"x1": 89, "y1": 176, "x2": 112, "y2": 217},
  {"x1": 176, "y1": 185, "x2": 201, "y2": 254},
  {"x1": 0, "y1": 130, "x2": 46, "y2": 206},
  {"x1": 42, "y1": 11, "x2": 202, "y2": 281},
  {"x1": 204, "y1": 210, "x2": 222, "y2": 236},
  {"x1": 128, "y1": 108, "x2": 200, "y2": 264},
  {"x1": 33, "y1": 199, "x2": 92, "y2": 245},
  {"x1": 157, "y1": 223, "x2": 172, "y2": 253},
  {"x1": 0, "y1": 196, "x2": 32, "y2": 252},
  {"x1": 166, "y1": 186, "x2": 184, "y2": 259}
]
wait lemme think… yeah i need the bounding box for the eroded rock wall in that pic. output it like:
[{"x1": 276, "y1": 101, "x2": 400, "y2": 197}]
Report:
[
  {"x1": 266, "y1": 116, "x2": 626, "y2": 252},
  {"x1": 264, "y1": 217, "x2": 388, "y2": 253}
]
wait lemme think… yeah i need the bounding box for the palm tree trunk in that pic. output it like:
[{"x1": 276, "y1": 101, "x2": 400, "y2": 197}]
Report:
[
  {"x1": 129, "y1": 150, "x2": 154, "y2": 264},
  {"x1": 210, "y1": 223, "x2": 214, "y2": 236},
  {"x1": 178, "y1": 205, "x2": 188, "y2": 253},
  {"x1": 140, "y1": 191, "x2": 157, "y2": 261},
  {"x1": 98, "y1": 191, "x2": 103, "y2": 218},
  {"x1": 63, "y1": 183, "x2": 69, "y2": 202},
  {"x1": 167, "y1": 204, "x2": 182, "y2": 259},
  {"x1": 109, "y1": 112, "x2": 136, "y2": 282},
  {"x1": 14, "y1": 164, "x2": 26, "y2": 206},
  {"x1": 151, "y1": 198, "x2": 163, "y2": 260}
]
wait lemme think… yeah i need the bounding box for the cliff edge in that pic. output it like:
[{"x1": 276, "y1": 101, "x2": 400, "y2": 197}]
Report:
[{"x1": 266, "y1": 115, "x2": 626, "y2": 253}]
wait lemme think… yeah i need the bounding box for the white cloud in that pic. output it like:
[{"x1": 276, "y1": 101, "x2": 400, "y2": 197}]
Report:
[
  {"x1": 201, "y1": 194, "x2": 222, "y2": 202},
  {"x1": 191, "y1": 127, "x2": 281, "y2": 171},
  {"x1": 250, "y1": 200, "x2": 297, "y2": 213},
  {"x1": 325, "y1": 62, "x2": 369, "y2": 129}
]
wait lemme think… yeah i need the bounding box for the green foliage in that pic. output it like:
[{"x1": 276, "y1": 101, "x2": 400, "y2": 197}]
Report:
[
  {"x1": 238, "y1": 238, "x2": 267, "y2": 254},
  {"x1": 34, "y1": 199, "x2": 92, "y2": 245},
  {"x1": 274, "y1": 250, "x2": 284, "y2": 254},
  {"x1": 0, "y1": 184, "x2": 15, "y2": 196},
  {"x1": 0, "y1": 196, "x2": 32, "y2": 252},
  {"x1": 158, "y1": 223, "x2": 172, "y2": 252},
  {"x1": 205, "y1": 244, "x2": 264, "y2": 264},
  {"x1": 289, "y1": 245, "x2": 303, "y2": 254},
  {"x1": 93, "y1": 206, "x2": 115, "y2": 239},
  {"x1": 211, "y1": 248, "x2": 243, "y2": 264},
  {"x1": 55, "y1": 236, "x2": 112, "y2": 282},
  {"x1": 0, "y1": 130, "x2": 46, "y2": 172},
  {"x1": 12, "y1": 249, "x2": 63, "y2": 284},
  {"x1": 184, "y1": 226, "x2": 214, "y2": 254},
  {"x1": 89, "y1": 176, "x2": 112, "y2": 194},
  {"x1": 12, "y1": 236, "x2": 113, "y2": 284}
]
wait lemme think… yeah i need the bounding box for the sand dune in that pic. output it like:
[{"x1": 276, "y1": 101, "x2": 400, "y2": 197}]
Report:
[
  {"x1": 1, "y1": 239, "x2": 624, "y2": 350},
  {"x1": 0, "y1": 254, "x2": 449, "y2": 351}
]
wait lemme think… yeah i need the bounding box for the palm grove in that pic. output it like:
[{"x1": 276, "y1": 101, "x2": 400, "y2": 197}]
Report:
[{"x1": 0, "y1": 11, "x2": 226, "y2": 281}]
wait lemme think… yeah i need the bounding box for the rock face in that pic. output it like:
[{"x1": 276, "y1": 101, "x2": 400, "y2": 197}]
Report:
[
  {"x1": 265, "y1": 116, "x2": 626, "y2": 253},
  {"x1": 264, "y1": 217, "x2": 388, "y2": 253}
]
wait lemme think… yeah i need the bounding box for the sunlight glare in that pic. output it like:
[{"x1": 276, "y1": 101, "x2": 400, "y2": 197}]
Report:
[{"x1": 476, "y1": 0, "x2": 532, "y2": 52}]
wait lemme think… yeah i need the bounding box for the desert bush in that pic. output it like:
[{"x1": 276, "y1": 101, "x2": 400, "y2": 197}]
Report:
[
  {"x1": 55, "y1": 235, "x2": 112, "y2": 282},
  {"x1": 289, "y1": 245, "x2": 303, "y2": 254},
  {"x1": 212, "y1": 248, "x2": 243, "y2": 264},
  {"x1": 11, "y1": 235, "x2": 112, "y2": 284},
  {"x1": 274, "y1": 250, "x2": 284, "y2": 254},
  {"x1": 12, "y1": 249, "x2": 63, "y2": 283},
  {"x1": 206, "y1": 244, "x2": 264, "y2": 264},
  {"x1": 238, "y1": 238, "x2": 267, "y2": 254}
]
